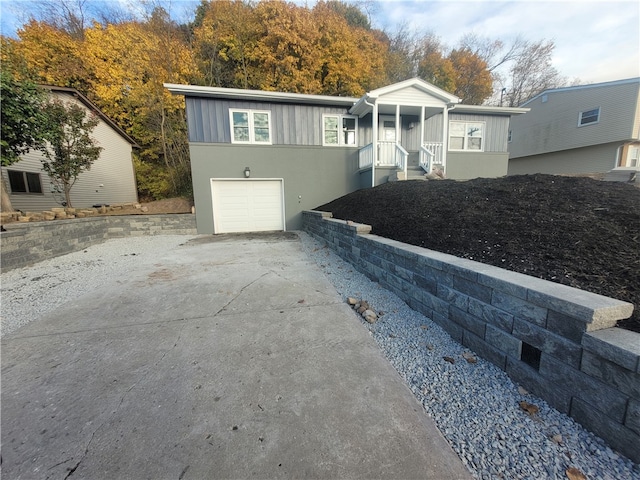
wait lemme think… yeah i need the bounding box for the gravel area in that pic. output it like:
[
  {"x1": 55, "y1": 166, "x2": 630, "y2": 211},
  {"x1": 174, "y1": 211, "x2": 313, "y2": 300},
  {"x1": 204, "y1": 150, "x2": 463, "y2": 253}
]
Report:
[
  {"x1": 1, "y1": 235, "x2": 196, "y2": 337},
  {"x1": 2, "y1": 233, "x2": 638, "y2": 479},
  {"x1": 298, "y1": 232, "x2": 640, "y2": 480}
]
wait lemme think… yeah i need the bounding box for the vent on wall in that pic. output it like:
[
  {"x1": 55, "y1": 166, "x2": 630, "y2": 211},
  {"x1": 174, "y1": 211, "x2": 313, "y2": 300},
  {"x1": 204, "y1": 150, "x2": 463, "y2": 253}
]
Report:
[{"x1": 521, "y1": 342, "x2": 542, "y2": 371}]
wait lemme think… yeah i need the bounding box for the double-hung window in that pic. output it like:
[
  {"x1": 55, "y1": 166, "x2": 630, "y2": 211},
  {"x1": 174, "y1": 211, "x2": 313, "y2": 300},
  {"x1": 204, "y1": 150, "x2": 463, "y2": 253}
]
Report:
[
  {"x1": 449, "y1": 121, "x2": 485, "y2": 151},
  {"x1": 578, "y1": 107, "x2": 600, "y2": 126},
  {"x1": 230, "y1": 109, "x2": 272, "y2": 144},
  {"x1": 7, "y1": 170, "x2": 43, "y2": 194},
  {"x1": 323, "y1": 114, "x2": 358, "y2": 147}
]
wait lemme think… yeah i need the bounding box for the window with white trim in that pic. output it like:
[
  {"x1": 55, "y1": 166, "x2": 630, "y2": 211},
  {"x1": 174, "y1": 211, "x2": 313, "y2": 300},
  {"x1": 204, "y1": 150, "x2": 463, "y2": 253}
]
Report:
[
  {"x1": 230, "y1": 109, "x2": 272, "y2": 144},
  {"x1": 323, "y1": 114, "x2": 358, "y2": 146},
  {"x1": 449, "y1": 121, "x2": 485, "y2": 151},
  {"x1": 7, "y1": 170, "x2": 43, "y2": 194},
  {"x1": 578, "y1": 107, "x2": 600, "y2": 126}
]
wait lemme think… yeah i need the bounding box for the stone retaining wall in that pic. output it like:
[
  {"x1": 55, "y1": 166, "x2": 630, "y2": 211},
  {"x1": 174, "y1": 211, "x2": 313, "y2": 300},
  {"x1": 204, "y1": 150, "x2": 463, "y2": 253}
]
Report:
[
  {"x1": 1, "y1": 214, "x2": 197, "y2": 271},
  {"x1": 303, "y1": 210, "x2": 640, "y2": 463}
]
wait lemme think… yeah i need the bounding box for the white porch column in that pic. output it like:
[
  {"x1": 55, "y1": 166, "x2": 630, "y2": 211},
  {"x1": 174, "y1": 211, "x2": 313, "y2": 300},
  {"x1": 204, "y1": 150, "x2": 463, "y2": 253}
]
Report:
[
  {"x1": 442, "y1": 105, "x2": 449, "y2": 175},
  {"x1": 420, "y1": 105, "x2": 425, "y2": 148},
  {"x1": 395, "y1": 104, "x2": 400, "y2": 144},
  {"x1": 372, "y1": 101, "x2": 378, "y2": 187}
]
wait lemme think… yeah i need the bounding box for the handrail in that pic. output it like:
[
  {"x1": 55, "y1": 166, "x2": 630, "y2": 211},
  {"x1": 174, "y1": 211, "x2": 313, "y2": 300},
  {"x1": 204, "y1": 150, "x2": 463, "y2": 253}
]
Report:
[
  {"x1": 396, "y1": 144, "x2": 409, "y2": 177},
  {"x1": 358, "y1": 143, "x2": 374, "y2": 169}
]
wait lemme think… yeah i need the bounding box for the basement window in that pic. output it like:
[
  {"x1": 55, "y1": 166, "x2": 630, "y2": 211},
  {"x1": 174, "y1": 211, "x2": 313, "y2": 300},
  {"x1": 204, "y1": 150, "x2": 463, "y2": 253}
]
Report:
[
  {"x1": 7, "y1": 170, "x2": 43, "y2": 194},
  {"x1": 578, "y1": 107, "x2": 600, "y2": 127},
  {"x1": 521, "y1": 342, "x2": 542, "y2": 371}
]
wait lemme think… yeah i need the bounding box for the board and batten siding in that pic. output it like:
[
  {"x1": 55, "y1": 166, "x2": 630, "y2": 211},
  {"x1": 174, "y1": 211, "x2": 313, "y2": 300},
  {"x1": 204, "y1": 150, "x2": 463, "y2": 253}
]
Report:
[
  {"x1": 5, "y1": 91, "x2": 137, "y2": 211},
  {"x1": 509, "y1": 80, "x2": 640, "y2": 159},
  {"x1": 424, "y1": 113, "x2": 511, "y2": 153},
  {"x1": 186, "y1": 97, "x2": 365, "y2": 146}
]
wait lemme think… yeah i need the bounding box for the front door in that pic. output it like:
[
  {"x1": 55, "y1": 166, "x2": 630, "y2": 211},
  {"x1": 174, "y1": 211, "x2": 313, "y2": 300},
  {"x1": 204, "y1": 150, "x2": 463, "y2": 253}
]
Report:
[{"x1": 379, "y1": 115, "x2": 397, "y2": 142}]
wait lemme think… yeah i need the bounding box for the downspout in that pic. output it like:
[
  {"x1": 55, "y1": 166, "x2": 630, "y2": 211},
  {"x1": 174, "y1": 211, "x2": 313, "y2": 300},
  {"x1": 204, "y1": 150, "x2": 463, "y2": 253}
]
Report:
[
  {"x1": 442, "y1": 103, "x2": 456, "y2": 177},
  {"x1": 364, "y1": 97, "x2": 377, "y2": 187}
]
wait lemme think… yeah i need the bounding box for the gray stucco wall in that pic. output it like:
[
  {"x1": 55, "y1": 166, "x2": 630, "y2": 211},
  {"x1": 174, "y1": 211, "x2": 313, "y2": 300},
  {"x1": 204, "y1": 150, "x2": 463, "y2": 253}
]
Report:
[
  {"x1": 189, "y1": 143, "x2": 361, "y2": 233},
  {"x1": 508, "y1": 142, "x2": 621, "y2": 175},
  {"x1": 447, "y1": 152, "x2": 509, "y2": 179}
]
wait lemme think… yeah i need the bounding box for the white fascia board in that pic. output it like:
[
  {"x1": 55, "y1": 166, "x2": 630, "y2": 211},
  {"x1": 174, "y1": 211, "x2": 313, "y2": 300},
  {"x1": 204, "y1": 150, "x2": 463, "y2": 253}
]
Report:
[
  {"x1": 452, "y1": 104, "x2": 529, "y2": 115},
  {"x1": 369, "y1": 78, "x2": 460, "y2": 104},
  {"x1": 164, "y1": 83, "x2": 358, "y2": 107}
]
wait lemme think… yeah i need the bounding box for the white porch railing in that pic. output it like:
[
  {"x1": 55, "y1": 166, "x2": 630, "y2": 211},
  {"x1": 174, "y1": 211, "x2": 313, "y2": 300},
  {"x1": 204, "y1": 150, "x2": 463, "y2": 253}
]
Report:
[
  {"x1": 359, "y1": 142, "x2": 408, "y2": 172},
  {"x1": 420, "y1": 142, "x2": 444, "y2": 172},
  {"x1": 378, "y1": 141, "x2": 408, "y2": 171},
  {"x1": 358, "y1": 143, "x2": 374, "y2": 169}
]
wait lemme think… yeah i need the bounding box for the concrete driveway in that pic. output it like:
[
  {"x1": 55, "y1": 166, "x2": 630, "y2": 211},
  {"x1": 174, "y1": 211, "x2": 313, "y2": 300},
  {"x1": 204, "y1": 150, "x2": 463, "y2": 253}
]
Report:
[{"x1": 1, "y1": 233, "x2": 470, "y2": 479}]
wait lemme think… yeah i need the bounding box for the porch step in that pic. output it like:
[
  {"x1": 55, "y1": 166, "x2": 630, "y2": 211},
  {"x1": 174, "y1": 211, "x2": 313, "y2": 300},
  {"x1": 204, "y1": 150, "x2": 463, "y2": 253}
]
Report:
[
  {"x1": 604, "y1": 168, "x2": 639, "y2": 184},
  {"x1": 389, "y1": 166, "x2": 426, "y2": 182}
]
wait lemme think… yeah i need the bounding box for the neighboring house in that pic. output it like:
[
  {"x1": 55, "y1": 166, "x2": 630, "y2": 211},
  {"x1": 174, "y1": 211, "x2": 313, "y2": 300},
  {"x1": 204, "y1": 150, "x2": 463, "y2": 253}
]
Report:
[
  {"x1": 2, "y1": 86, "x2": 138, "y2": 211},
  {"x1": 165, "y1": 78, "x2": 527, "y2": 234},
  {"x1": 508, "y1": 78, "x2": 640, "y2": 178}
]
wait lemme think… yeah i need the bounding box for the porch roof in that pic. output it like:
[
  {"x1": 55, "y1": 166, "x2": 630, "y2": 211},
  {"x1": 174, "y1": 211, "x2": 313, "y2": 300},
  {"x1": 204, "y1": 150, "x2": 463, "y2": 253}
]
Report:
[{"x1": 350, "y1": 78, "x2": 461, "y2": 117}]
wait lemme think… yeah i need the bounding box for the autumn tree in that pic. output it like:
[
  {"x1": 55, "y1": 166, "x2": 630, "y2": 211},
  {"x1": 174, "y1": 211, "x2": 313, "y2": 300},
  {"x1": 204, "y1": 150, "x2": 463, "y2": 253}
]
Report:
[
  {"x1": 416, "y1": 33, "x2": 456, "y2": 93},
  {"x1": 82, "y1": 10, "x2": 198, "y2": 199},
  {"x1": 3, "y1": 20, "x2": 90, "y2": 92},
  {"x1": 448, "y1": 48, "x2": 493, "y2": 104},
  {"x1": 503, "y1": 40, "x2": 565, "y2": 106},
  {"x1": 40, "y1": 99, "x2": 103, "y2": 208},
  {"x1": 0, "y1": 71, "x2": 49, "y2": 211}
]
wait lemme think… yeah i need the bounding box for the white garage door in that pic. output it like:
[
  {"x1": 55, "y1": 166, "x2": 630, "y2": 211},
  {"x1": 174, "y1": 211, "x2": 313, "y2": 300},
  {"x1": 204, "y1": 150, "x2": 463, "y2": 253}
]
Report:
[{"x1": 211, "y1": 179, "x2": 285, "y2": 234}]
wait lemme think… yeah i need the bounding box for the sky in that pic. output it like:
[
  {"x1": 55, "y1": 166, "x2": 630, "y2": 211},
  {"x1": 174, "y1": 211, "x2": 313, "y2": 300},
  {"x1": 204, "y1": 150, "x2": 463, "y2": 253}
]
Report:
[{"x1": 1, "y1": 0, "x2": 638, "y2": 85}]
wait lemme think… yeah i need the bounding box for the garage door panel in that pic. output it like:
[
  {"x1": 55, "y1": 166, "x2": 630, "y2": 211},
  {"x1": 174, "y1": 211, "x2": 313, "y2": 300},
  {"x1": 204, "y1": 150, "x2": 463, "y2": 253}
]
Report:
[{"x1": 211, "y1": 179, "x2": 284, "y2": 234}]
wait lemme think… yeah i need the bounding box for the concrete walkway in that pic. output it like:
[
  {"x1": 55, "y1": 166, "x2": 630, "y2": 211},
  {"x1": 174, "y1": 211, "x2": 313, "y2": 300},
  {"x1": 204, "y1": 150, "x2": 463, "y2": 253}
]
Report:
[{"x1": 1, "y1": 233, "x2": 471, "y2": 479}]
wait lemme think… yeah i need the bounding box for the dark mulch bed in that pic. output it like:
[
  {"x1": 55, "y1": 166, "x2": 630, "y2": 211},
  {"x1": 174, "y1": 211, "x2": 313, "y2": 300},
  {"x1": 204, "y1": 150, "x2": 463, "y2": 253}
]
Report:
[{"x1": 317, "y1": 174, "x2": 640, "y2": 333}]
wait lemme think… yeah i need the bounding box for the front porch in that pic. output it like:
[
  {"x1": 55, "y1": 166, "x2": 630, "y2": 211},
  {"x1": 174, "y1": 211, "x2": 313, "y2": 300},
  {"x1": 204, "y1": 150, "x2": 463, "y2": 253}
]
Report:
[
  {"x1": 349, "y1": 79, "x2": 460, "y2": 186},
  {"x1": 357, "y1": 141, "x2": 445, "y2": 180}
]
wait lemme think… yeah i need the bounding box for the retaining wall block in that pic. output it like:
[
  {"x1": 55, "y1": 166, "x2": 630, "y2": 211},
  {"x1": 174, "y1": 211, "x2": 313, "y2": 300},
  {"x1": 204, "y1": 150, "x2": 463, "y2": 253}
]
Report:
[
  {"x1": 468, "y1": 297, "x2": 514, "y2": 333},
  {"x1": 582, "y1": 328, "x2": 640, "y2": 372},
  {"x1": 485, "y1": 324, "x2": 522, "y2": 359},
  {"x1": 505, "y1": 357, "x2": 572, "y2": 414},
  {"x1": 527, "y1": 282, "x2": 634, "y2": 330},
  {"x1": 626, "y1": 399, "x2": 640, "y2": 436},
  {"x1": 453, "y1": 275, "x2": 492, "y2": 304},
  {"x1": 437, "y1": 284, "x2": 469, "y2": 311},
  {"x1": 478, "y1": 267, "x2": 527, "y2": 300},
  {"x1": 540, "y1": 354, "x2": 628, "y2": 423},
  {"x1": 450, "y1": 306, "x2": 487, "y2": 338},
  {"x1": 462, "y1": 330, "x2": 506, "y2": 370},
  {"x1": 491, "y1": 290, "x2": 548, "y2": 327},
  {"x1": 432, "y1": 311, "x2": 463, "y2": 343},
  {"x1": 546, "y1": 310, "x2": 589, "y2": 344},
  {"x1": 580, "y1": 350, "x2": 640, "y2": 399},
  {"x1": 570, "y1": 397, "x2": 640, "y2": 464},
  {"x1": 512, "y1": 318, "x2": 583, "y2": 369}
]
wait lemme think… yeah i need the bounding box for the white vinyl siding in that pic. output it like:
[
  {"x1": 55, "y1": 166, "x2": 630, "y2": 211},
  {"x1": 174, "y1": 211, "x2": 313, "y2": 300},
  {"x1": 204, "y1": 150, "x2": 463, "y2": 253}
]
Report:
[
  {"x1": 7, "y1": 170, "x2": 43, "y2": 194},
  {"x1": 323, "y1": 114, "x2": 358, "y2": 146},
  {"x1": 4, "y1": 91, "x2": 137, "y2": 211},
  {"x1": 449, "y1": 121, "x2": 485, "y2": 152},
  {"x1": 578, "y1": 107, "x2": 600, "y2": 126},
  {"x1": 230, "y1": 109, "x2": 272, "y2": 144}
]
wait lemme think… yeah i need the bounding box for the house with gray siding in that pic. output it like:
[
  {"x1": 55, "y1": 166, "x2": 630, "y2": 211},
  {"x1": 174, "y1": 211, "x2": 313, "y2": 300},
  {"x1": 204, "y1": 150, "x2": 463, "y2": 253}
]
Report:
[
  {"x1": 508, "y1": 78, "x2": 640, "y2": 178},
  {"x1": 2, "y1": 86, "x2": 138, "y2": 211},
  {"x1": 166, "y1": 78, "x2": 527, "y2": 234}
]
